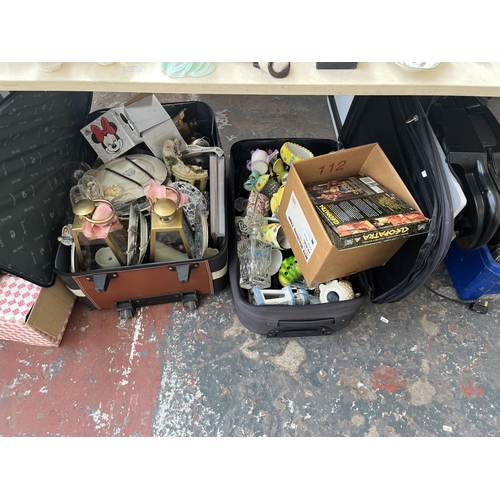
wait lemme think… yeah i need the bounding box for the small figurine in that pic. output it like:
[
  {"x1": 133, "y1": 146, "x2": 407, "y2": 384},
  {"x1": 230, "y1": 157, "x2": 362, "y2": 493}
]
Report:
[
  {"x1": 249, "y1": 285, "x2": 296, "y2": 306},
  {"x1": 162, "y1": 138, "x2": 208, "y2": 190},
  {"x1": 278, "y1": 256, "x2": 302, "y2": 286},
  {"x1": 318, "y1": 279, "x2": 355, "y2": 303},
  {"x1": 57, "y1": 225, "x2": 73, "y2": 246}
]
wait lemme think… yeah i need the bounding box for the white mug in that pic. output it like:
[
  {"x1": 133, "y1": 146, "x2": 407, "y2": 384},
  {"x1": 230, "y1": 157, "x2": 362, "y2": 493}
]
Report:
[
  {"x1": 95, "y1": 247, "x2": 121, "y2": 268},
  {"x1": 38, "y1": 62, "x2": 62, "y2": 72},
  {"x1": 247, "y1": 149, "x2": 269, "y2": 175}
]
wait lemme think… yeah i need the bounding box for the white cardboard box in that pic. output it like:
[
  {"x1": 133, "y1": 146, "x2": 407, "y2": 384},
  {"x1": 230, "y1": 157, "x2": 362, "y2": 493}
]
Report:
[
  {"x1": 80, "y1": 94, "x2": 187, "y2": 162},
  {"x1": 0, "y1": 275, "x2": 76, "y2": 347},
  {"x1": 80, "y1": 106, "x2": 143, "y2": 163}
]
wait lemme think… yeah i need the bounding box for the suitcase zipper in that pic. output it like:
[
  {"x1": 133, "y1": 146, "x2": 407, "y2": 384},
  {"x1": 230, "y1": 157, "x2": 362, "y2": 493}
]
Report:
[{"x1": 394, "y1": 98, "x2": 435, "y2": 217}]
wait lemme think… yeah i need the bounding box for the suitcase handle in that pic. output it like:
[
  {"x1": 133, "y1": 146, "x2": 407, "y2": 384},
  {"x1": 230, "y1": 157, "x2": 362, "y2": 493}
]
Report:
[
  {"x1": 267, "y1": 319, "x2": 335, "y2": 338},
  {"x1": 267, "y1": 326, "x2": 333, "y2": 338}
]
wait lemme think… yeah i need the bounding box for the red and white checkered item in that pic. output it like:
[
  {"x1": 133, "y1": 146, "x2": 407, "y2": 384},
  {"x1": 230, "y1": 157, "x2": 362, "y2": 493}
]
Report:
[
  {"x1": 0, "y1": 275, "x2": 74, "y2": 347},
  {"x1": 0, "y1": 276, "x2": 41, "y2": 320}
]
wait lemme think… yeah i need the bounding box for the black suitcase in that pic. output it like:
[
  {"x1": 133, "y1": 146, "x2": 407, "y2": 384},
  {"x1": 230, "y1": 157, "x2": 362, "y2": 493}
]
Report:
[
  {"x1": 336, "y1": 95, "x2": 455, "y2": 304},
  {"x1": 229, "y1": 138, "x2": 370, "y2": 337},
  {"x1": 228, "y1": 96, "x2": 456, "y2": 336},
  {"x1": 0, "y1": 91, "x2": 228, "y2": 319},
  {"x1": 428, "y1": 96, "x2": 500, "y2": 249}
]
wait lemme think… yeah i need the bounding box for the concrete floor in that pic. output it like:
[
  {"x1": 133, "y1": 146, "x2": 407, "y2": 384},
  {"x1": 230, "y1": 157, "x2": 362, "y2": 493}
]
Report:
[{"x1": 1, "y1": 91, "x2": 500, "y2": 437}]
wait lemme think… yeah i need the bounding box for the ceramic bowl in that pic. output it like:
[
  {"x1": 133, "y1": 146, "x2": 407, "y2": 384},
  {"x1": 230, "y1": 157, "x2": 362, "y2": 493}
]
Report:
[{"x1": 395, "y1": 62, "x2": 441, "y2": 72}]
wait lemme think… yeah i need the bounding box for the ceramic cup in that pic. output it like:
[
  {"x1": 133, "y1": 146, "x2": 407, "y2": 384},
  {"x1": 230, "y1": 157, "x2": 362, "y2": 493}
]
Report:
[
  {"x1": 246, "y1": 149, "x2": 269, "y2": 175},
  {"x1": 38, "y1": 62, "x2": 62, "y2": 72},
  {"x1": 95, "y1": 247, "x2": 121, "y2": 268},
  {"x1": 245, "y1": 191, "x2": 270, "y2": 216},
  {"x1": 262, "y1": 222, "x2": 291, "y2": 250},
  {"x1": 270, "y1": 248, "x2": 283, "y2": 275},
  {"x1": 259, "y1": 177, "x2": 280, "y2": 199}
]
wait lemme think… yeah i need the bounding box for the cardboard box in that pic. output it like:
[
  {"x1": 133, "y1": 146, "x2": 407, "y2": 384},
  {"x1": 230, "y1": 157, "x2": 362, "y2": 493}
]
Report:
[
  {"x1": 279, "y1": 143, "x2": 425, "y2": 286},
  {"x1": 80, "y1": 94, "x2": 187, "y2": 162},
  {"x1": 0, "y1": 275, "x2": 76, "y2": 347},
  {"x1": 123, "y1": 94, "x2": 187, "y2": 157},
  {"x1": 80, "y1": 106, "x2": 143, "y2": 163}
]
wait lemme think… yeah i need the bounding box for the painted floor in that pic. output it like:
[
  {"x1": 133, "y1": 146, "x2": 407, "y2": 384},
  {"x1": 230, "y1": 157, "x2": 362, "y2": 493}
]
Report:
[{"x1": 1, "y1": 91, "x2": 500, "y2": 437}]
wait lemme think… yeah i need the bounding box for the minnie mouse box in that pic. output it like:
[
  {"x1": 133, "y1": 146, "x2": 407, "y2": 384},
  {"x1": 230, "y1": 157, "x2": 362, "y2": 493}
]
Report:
[{"x1": 80, "y1": 94, "x2": 186, "y2": 163}]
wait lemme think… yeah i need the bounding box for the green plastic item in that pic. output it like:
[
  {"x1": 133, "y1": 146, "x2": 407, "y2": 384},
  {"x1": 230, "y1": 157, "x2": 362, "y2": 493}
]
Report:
[{"x1": 160, "y1": 62, "x2": 216, "y2": 78}]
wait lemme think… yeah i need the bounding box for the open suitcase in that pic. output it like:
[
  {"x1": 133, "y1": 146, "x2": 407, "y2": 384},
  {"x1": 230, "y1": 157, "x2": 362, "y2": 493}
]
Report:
[
  {"x1": 228, "y1": 95, "x2": 456, "y2": 336},
  {"x1": 229, "y1": 139, "x2": 370, "y2": 337},
  {"x1": 0, "y1": 91, "x2": 228, "y2": 319}
]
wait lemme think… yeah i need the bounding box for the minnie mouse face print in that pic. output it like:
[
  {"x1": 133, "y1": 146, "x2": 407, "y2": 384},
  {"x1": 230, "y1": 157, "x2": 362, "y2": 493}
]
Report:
[
  {"x1": 81, "y1": 107, "x2": 143, "y2": 162},
  {"x1": 91, "y1": 117, "x2": 123, "y2": 155}
]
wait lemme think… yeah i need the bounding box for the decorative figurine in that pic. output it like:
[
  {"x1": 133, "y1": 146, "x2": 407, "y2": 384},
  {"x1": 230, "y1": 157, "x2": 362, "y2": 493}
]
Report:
[{"x1": 278, "y1": 256, "x2": 302, "y2": 287}]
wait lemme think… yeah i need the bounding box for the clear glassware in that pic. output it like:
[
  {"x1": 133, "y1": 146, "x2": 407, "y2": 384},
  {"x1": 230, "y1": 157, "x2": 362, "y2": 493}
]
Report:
[
  {"x1": 69, "y1": 185, "x2": 84, "y2": 209},
  {"x1": 78, "y1": 170, "x2": 104, "y2": 200},
  {"x1": 62, "y1": 161, "x2": 92, "y2": 186},
  {"x1": 237, "y1": 213, "x2": 272, "y2": 290}
]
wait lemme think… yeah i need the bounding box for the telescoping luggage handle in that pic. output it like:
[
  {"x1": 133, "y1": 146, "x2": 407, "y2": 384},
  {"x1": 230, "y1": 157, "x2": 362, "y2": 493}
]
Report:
[{"x1": 266, "y1": 318, "x2": 336, "y2": 338}]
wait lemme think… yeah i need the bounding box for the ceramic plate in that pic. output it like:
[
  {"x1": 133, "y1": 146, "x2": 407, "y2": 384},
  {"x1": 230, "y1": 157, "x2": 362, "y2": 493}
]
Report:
[
  {"x1": 127, "y1": 203, "x2": 139, "y2": 266},
  {"x1": 193, "y1": 208, "x2": 209, "y2": 259},
  {"x1": 138, "y1": 209, "x2": 149, "y2": 264},
  {"x1": 94, "y1": 154, "x2": 167, "y2": 215},
  {"x1": 395, "y1": 62, "x2": 441, "y2": 72},
  {"x1": 70, "y1": 243, "x2": 76, "y2": 273},
  {"x1": 169, "y1": 180, "x2": 208, "y2": 231}
]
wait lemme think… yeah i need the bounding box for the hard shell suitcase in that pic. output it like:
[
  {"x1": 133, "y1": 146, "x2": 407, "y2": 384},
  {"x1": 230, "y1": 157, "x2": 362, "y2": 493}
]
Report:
[
  {"x1": 0, "y1": 91, "x2": 228, "y2": 319},
  {"x1": 228, "y1": 96, "x2": 456, "y2": 336}
]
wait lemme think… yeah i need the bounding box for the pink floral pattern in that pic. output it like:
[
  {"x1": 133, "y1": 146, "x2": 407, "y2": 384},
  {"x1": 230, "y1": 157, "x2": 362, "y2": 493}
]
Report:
[
  {"x1": 82, "y1": 202, "x2": 123, "y2": 240},
  {"x1": 144, "y1": 180, "x2": 187, "y2": 207}
]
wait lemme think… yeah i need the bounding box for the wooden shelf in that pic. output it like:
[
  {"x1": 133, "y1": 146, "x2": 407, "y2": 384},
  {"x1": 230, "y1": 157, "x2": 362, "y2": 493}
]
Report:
[{"x1": 1, "y1": 62, "x2": 500, "y2": 96}]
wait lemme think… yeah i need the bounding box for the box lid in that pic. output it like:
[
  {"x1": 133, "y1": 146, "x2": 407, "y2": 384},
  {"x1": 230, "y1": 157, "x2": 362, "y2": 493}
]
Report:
[
  {"x1": 26, "y1": 277, "x2": 75, "y2": 339},
  {"x1": 124, "y1": 94, "x2": 168, "y2": 133}
]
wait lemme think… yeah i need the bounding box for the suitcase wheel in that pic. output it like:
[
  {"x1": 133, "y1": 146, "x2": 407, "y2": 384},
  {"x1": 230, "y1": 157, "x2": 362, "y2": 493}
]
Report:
[
  {"x1": 116, "y1": 300, "x2": 135, "y2": 320},
  {"x1": 182, "y1": 291, "x2": 199, "y2": 311},
  {"x1": 183, "y1": 299, "x2": 198, "y2": 311},
  {"x1": 118, "y1": 308, "x2": 134, "y2": 320}
]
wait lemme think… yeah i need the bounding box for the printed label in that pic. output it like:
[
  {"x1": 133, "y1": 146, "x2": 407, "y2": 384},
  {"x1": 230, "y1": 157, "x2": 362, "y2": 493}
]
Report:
[{"x1": 285, "y1": 192, "x2": 317, "y2": 262}]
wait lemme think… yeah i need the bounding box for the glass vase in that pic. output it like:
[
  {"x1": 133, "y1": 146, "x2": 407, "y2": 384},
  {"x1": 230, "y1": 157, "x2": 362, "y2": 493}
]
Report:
[{"x1": 237, "y1": 214, "x2": 272, "y2": 289}]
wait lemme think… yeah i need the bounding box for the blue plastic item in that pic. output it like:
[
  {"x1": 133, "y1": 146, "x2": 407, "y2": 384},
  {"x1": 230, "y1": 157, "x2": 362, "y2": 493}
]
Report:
[{"x1": 444, "y1": 240, "x2": 500, "y2": 300}]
